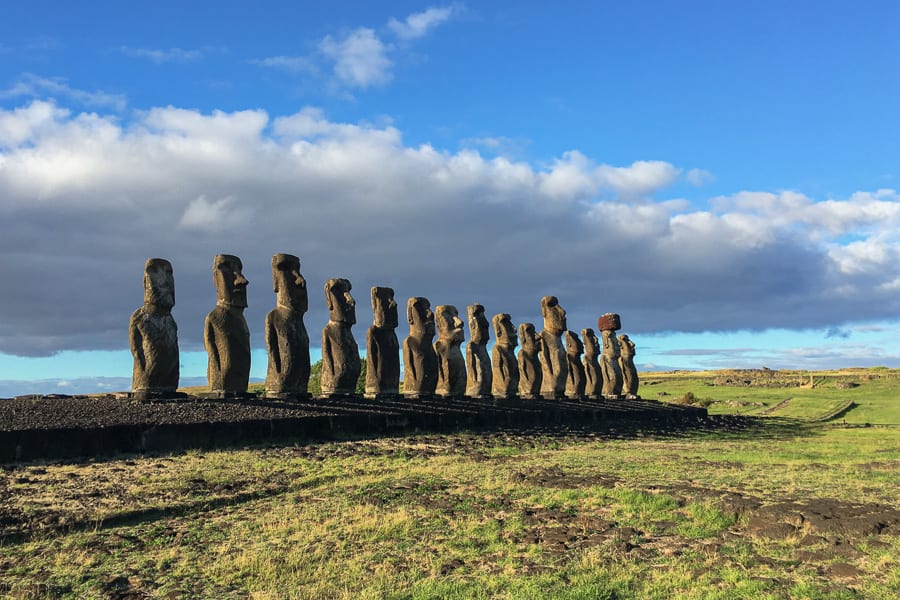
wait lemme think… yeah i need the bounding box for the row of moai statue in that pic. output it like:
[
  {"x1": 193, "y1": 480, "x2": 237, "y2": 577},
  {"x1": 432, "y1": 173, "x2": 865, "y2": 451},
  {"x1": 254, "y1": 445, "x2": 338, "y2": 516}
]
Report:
[{"x1": 129, "y1": 255, "x2": 640, "y2": 400}]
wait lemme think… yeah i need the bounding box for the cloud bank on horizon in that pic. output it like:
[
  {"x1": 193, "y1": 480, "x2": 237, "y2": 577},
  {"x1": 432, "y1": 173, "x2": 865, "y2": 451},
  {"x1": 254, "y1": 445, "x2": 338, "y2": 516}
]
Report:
[{"x1": 0, "y1": 2, "x2": 898, "y2": 376}]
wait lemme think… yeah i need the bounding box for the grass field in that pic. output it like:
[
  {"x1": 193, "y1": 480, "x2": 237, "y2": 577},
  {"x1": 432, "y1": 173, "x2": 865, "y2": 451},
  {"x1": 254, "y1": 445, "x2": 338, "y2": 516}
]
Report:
[{"x1": 1, "y1": 369, "x2": 898, "y2": 599}]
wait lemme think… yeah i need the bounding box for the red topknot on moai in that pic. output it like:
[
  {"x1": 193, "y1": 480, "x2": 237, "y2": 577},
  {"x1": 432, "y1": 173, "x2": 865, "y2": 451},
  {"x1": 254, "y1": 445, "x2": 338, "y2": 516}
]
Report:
[{"x1": 597, "y1": 313, "x2": 623, "y2": 399}]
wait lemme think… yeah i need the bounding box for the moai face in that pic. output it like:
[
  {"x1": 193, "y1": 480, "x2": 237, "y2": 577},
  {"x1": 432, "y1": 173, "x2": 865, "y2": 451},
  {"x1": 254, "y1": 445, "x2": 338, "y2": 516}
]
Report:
[
  {"x1": 372, "y1": 287, "x2": 398, "y2": 329},
  {"x1": 565, "y1": 330, "x2": 584, "y2": 355},
  {"x1": 582, "y1": 328, "x2": 599, "y2": 358},
  {"x1": 519, "y1": 322, "x2": 539, "y2": 352},
  {"x1": 467, "y1": 304, "x2": 490, "y2": 345},
  {"x1": 407, "y1": 297, "x2": 435, "y2": 337},
  {"x1": 272, "y1": 254, "x2": 307, "y2": 313},
  {"x1": 436, "y1": 305, "x2": 464, "y2": 343},
  {"x1": 325, "y1": 278, "x2": 356, "y2": 325},
  {"x1": 213, "y1": 254, "x2": 248, "y2": 309},
  {"x1": 143, "y1": 258, "x2": 174, "y2": 310},
  {"x1": 541, "y1": 296, "x2": 567, "y2": 335},
  {"x1": 493, "y1": 313, "x2": 517, "y2": 347},
  {"x1": 619, "y1": 334, "x2": 635, "y2": 355}
]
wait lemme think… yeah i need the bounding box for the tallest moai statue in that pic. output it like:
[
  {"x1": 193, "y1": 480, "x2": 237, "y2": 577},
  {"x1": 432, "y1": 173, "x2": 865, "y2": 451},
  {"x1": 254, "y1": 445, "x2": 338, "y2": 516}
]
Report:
[{"x1": 539, "y1": 296, "x2": 568, "y2": 399}]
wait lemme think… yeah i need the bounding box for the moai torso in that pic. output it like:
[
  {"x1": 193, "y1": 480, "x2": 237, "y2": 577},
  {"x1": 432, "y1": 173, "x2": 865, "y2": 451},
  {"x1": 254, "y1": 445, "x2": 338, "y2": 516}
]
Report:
[
  {"x1": 366, "y1": 287, "x2": 400, "y2": 397},
  {"x1": 130, "y1": 258, "x2": 179, "y2": 396},
  {"x1": 618, "y1": 334, "x2": 640, "y2": 399},
  {"x1": 320, "y1": 278, "x2": 361, "y2": 396},
  {"x1": 564, "y1": 330, "x2": 586, "y2": 399},
  {"x1": 403, "y1": 297, "x2": 438, "y2": 397},
  {"x1": 265, "y1": 254, "x2": 311, "y2": 397},
  {"x1": 539, "y1": 296, "x2": 568, "y2": 399},
  {"x1": 582, "y1": 328, "x2": 602, "y2": 399},
  {"x1": 434, "y1": 305, "x2": 466, "y2": 397},
  {"x1": 465, "y1": 304, "x2": 492, "y2": 398},
  {"x1": 491, "y1": 314, "x2": 519, "y2": 399},
  {"x1": 517, "y1": 322, "x2": 542, "y2": 399},
  {"x1": 205, "y1": 255, "x2": 250, "y2": 394}
]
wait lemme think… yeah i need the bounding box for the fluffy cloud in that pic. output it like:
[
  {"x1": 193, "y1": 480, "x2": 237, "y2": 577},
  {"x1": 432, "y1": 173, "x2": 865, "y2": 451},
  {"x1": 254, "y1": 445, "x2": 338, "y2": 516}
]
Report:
[
  {"x1": 319, "y1": 28, "x2": 393, "y2": 89},
  {"x1": 388, "y1": 5, "x2": 457, "y2": 40},
  {"x1": 1, "y1": 100, "x2": 899, "y2": 359}
]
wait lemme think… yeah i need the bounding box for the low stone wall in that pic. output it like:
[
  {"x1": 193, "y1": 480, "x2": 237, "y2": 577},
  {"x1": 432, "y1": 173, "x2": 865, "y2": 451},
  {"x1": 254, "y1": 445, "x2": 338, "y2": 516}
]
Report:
[{"x1": 0, "y1": 395, "x2": 708, "y2": 463}]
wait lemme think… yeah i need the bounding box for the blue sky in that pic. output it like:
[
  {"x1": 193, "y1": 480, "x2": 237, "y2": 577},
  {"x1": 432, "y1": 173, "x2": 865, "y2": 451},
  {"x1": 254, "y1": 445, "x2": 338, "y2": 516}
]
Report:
[{"x1": 1, "y1": 2, "x2": 899, "y2": 395}]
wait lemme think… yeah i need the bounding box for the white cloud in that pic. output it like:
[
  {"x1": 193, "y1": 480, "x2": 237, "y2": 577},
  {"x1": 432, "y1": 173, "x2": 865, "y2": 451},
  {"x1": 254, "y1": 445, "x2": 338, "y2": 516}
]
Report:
[
  {"x1": 120, "y1": 46, "x2": 212, "y2": 63},
  {"x1": 319, "y1": 28, "x2": 392, "y2": 89},
  {"x1": 686, "y1": 168, "x2": 713, "y2": 186},
  {"x1": 388, "y1": 5, "x2": 456, "y2": 40},
  {"x1": 1, "y1": 74, "x2": 126, "y2": 111},
  {"x1": 1, "y1": 100, "x2": 899, "y2": 360},
  {"x1": 250, "y1": 55, "x2": 317, "y2": 73}
]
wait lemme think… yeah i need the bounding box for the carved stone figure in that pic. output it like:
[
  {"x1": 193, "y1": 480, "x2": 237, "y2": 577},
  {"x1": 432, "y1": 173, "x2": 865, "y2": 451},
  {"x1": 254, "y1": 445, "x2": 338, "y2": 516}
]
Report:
[
  {"x1": 130, "y1": 258, "x2": 179, "y2": 398},
  {"x1": 403, "y1": 297, "x2": 438, "y2": 397},
  {"x1": 539, "y1": 296, "x2": 568, "y2": 399},
  {"x1": 465, "y1": 304, "x2": 492, "y2": 398},
  {"x1": 564, "y1": 330, "x2": 586, "y2": 399},
  {"x1": 434, "y1": 305, "x2": 466, "y2": 397},
  {"x1": 264, "y1": 254, "x2": 310, "y2": 398},
  {"x1": 618, "y1": 334, "x2": 640, "y2": 399},
  {"x1": 491, "y1": 313, "x2": 519, "y2": 399},
  {"x1": 365, "y1": 286, "x2": 400, "y2": 398},
  {"x1": 582, "y1": 328, "x2": 602, "y2": 399},
  {"x1": 320, "y1": 278, "x2": 361, "y2": 396},
  {"x1": 598, "y1": 313, "x2": 624, "y2": 399},
  {"x1": 517, "y1": 323, "x2": 542, "y2": 399},
  {"x1": 205, "y1": 254, "x2": 251, "y2": 394}
]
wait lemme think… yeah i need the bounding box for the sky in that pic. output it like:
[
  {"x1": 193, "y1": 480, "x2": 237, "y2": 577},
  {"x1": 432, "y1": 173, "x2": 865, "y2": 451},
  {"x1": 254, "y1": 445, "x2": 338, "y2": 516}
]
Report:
[{"x1": 1, "y1": 1, "x2": 899, "y2": 396}]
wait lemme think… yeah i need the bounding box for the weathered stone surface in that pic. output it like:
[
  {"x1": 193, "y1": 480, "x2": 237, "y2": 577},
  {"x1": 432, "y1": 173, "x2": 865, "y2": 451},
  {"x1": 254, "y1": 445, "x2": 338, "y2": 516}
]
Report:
[
  {"x1": 564, "y1": 330, "x2": 586, "y2": 399},
  {"x1": 320, "y1": 278, "x2": 361, "y2": 396},
  {"x1": 491, "y1": 313, "x2": 519, "y2": 399},
  {"x1": 264, "y1": 254, "x2": 310, "y2": 398},
  {"x1": 465, "y1": 304, "x2": 492, "y2": 398},
  {"x1": 597, "y1": 312, "x2": 621, "y2": 332},
  {"x1": 366, "y1": 287, "x2": 400, "y2": 398},
  {"x1": 403, "y1": 297, "x2": 438, "y2": 397},
  {"x1": 205, "y1": 255, "x2": 250, "y2": 394},
  {"x1": 130, "y1": 258, "x2": 179, "y2": 397},
  {"x1": 518, "y1": 323, "x2": 543, "y2": 399},
  {"x1": 434, "y1": 305, "x2": 466, "y2": 397},
  {"x1": 539, "y1": 296, "x2": 568, "y2": 399},
  {"x1": 618, "y1": 334, "x2": 640, "y2": 399},
  {"x1": 582, "y1": 328, "x2": 602, "y2": 399},
  {"x1": 599, "y1": 319, "x2": 624, "y2": 398}
]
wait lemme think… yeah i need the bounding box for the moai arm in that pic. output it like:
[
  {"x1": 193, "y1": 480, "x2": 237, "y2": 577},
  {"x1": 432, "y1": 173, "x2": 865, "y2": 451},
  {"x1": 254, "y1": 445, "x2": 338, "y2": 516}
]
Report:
[
  {"x1": 129, "y1": 311, "x2": 145, "y2": 372},
  {"x1": 204, "y1": 315, "x2": 220, "y2": 373},
  {"x1": 367, "y1": 328, "x2": 379, "y2": 379},
  {"x1": 265, "y1": 312, "x2": 281, "y2": 375},
  {"x1": 321, "y1": 329, "x2": 335, "y2": 383},
  {"x1": 403, "y1": 338, "x2": 417, "y2": 383}
]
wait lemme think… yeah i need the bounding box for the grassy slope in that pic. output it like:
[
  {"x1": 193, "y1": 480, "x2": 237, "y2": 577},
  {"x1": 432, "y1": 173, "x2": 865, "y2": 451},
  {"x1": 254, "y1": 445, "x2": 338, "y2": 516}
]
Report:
[{"x1": 1, "y1": 368, "x2": 899, "y2": 599}]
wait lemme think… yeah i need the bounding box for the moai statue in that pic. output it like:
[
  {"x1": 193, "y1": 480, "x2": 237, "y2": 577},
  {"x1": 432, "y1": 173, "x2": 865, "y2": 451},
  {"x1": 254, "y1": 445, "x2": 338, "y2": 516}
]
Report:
[
  {"x1": 205, "y1": 254, "x2": 251, "y2": 395},
  {"x1": 264, "y1": 254, "x2": 310, "y2": 399},
  {"x1": 618, "y1": 334, "x2": 640, "y2": 399},
  {"x1": 539, "y1": 296, "x2": 568, "y2": 399},
  {"x1": 582, "y1": 328, "x2": 602, "y2": 399},
  {"x1": 365, "y1": 287, "x2": 400, "y2": 398},
  {"x1": 564, "y1": 330, "x2": 586, "y2": 399},
  {"x1": 465, "y1": 303, "x2": 492, "y2": 398},
  {"x1": 403, "y1": 297, "x2": 438, "y2": 397},
  {"x1": 434, "y1": 305, "x2": 466, "y2": 398},
  {"x1": 517, "y1": 322, "x2": 542, "y2": 399},
  {"x1": 320, "y1": 278, "x2": 361, "y2": 396},
  {"x1": 598, "y1": 312, "x2": 624, "y2": 399},
  {"x1": 491, "y1": 313, "x2": 519, "y2": 399},
  {"x1": 130, "y1": 258, "x2": 179, "y2": 398}
]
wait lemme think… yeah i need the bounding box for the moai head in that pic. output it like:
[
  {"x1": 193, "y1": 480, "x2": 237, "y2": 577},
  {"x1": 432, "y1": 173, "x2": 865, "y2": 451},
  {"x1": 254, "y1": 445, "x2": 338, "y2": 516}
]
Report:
[
  {"x1": 597, "y1": 312, "x2": 621, "y2": 331},
  {"x1": 407, "y1": 297, "x2": 435, "y2": 337},
  {"x1": 519, "y1": 322, "x2": 540, "y2": 353},
  {"x1": 582, "y1": 328, "x2": 599, "y2": 359},
  {"x1": 618, "y1": 334, "x2": 635, "y2": 356},
  {"x1": 541, "y1": 296, "x2": 567, "y2": 335},
  {"x1": 565, "y1": 330, "x2": 584, "y2": 356},
  {"x1": 213, "y1": 254, "x2": 248, "y2": 309},
  {"x1": 467, "y1": 304, "x2": 490, "y2": 345},
  {"x1": 492, "y1": 313, "x2": 517, "y2": 348},
  {"x1": 371, "y1": 286, "x2": 398, "y2": 329},
  {"x1": 325, "y1": 278, "x2": 356, "y2": 325},
  {"x1": 143, "y1": 258, "x2": 174, "y2": 311},
  {"x1": 436, "y1": 305, "x2": 464, "y2": 343},
  {"x1": 272, "y1": 253, "x2": 307, "y2": 313}
]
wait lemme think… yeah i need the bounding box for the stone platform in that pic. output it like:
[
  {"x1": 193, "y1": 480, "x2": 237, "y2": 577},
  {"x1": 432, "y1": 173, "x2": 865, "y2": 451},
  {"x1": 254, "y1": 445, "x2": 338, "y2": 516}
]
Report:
[{"x1": 0, "y1": 394, "x2": 707, "y2": 463}]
